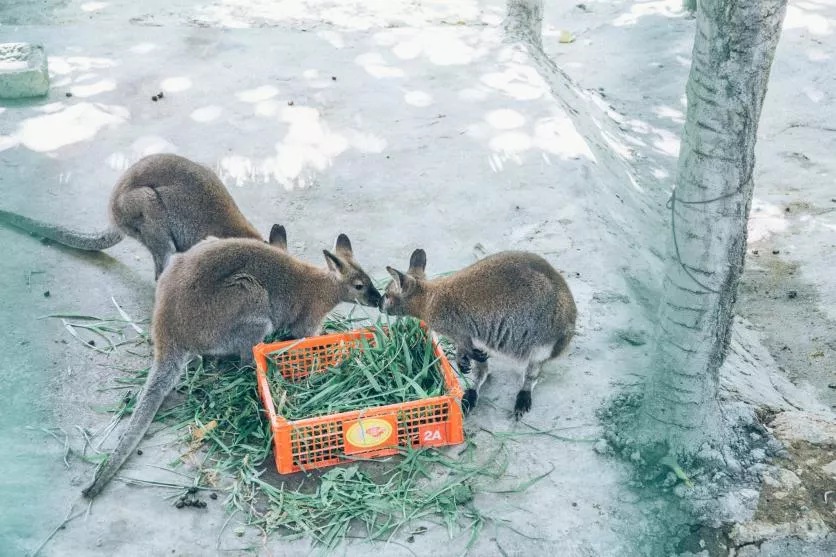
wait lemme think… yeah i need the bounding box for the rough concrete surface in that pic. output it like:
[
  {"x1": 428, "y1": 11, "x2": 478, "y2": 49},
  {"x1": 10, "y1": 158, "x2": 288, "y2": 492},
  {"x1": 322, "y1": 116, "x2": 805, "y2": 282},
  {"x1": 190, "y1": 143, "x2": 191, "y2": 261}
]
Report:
[{"x1": 0, "y1": 1, "x2": 834, "y2": 556}]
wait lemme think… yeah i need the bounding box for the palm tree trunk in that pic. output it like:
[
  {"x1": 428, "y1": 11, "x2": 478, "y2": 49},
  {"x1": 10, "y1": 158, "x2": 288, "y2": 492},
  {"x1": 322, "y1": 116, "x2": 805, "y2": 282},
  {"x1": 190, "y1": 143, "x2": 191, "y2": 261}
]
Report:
[{"x1": 633, "y1": 0, "x2": 788, "y2": 458}]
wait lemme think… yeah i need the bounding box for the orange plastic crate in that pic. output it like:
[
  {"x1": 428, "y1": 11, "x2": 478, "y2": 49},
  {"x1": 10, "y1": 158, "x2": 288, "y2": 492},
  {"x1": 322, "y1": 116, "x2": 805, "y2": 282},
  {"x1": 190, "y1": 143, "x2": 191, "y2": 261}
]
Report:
[{"x1": 253, "y1": 326, "x2": 465, "y2": 474}]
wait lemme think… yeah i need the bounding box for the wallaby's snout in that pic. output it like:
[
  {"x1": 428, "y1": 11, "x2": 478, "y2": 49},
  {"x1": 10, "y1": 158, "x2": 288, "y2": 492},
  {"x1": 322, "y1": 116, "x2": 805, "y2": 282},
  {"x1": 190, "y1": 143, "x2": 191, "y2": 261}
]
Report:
[{"x1": 366, "y1": 285, "x2": 383, "y2": 309}]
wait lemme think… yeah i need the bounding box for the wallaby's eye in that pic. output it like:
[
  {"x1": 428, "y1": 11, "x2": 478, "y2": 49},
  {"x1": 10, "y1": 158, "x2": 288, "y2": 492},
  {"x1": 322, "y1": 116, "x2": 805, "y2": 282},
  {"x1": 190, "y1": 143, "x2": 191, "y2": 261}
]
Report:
[{"x1": 353, "y1": 283, "x2": 364, "y2": 291}]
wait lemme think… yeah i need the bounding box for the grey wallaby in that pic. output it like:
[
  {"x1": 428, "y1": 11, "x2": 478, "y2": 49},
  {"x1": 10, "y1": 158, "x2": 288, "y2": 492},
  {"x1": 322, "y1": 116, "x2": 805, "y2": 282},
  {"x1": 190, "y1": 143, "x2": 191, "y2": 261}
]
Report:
[
  {"x1": 381, "y1": 249, "x2": 576, "y2": 419},
  {"x1": 82, "y1": 232, "x2": 381, "y2": 498},
  {"x1": 0, "y1": 153, "x2": 280, "y2": 279}
]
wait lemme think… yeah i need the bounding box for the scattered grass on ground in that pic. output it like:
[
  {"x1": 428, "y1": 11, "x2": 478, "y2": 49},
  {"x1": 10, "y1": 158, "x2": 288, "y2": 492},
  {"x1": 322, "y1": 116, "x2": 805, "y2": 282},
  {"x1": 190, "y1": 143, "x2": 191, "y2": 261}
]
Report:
[{"x1": 47, "y1": 306, "x2": 558, "y2": 554}]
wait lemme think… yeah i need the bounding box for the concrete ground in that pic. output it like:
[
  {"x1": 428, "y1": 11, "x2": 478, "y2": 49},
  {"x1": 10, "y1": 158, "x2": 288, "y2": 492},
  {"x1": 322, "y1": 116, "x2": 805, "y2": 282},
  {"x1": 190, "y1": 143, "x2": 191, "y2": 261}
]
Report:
[{"x1": 1, "y1": 1, "x2": 833, "y2": 556}]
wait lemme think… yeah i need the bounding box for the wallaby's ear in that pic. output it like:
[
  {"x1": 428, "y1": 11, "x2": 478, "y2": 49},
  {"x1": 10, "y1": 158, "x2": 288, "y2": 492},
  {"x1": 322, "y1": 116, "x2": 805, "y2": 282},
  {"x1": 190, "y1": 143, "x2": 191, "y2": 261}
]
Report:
[
  {"x1": 269, "y1": 224, "x2": 287, "y2": 251},
  {"x1": 386, "y1": 266, "x2": 414, "y2": 292},
  {"x1": 324, "y1": 250, "x2": 346, "y2": 274},
  {"x1": 335, "y1": 234, "x2": 353, "y2": 258},
  {"x1": 408, "y1": 249, "x2": 427, "y2": 278}
]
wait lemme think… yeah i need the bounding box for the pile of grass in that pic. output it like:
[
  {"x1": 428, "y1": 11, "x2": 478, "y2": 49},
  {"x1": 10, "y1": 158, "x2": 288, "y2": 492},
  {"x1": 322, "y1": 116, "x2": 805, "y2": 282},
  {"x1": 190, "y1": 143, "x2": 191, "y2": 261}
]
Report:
[
  {"x1": 150, "y1": 314, "x2": 513, "y2": 551},
  {"x1": 266, "y1": 318, "x2": 448, "y2": 421}
]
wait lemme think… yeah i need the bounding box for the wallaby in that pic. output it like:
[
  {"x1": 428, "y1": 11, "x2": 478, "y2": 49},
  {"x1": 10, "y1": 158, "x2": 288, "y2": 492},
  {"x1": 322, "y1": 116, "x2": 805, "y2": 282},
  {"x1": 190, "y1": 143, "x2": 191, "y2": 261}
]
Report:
[
  {"x1": 381, "y1": 249, "x2": 576, "y2": 419},
  {"x1": 0, "y1": 154, "x2": 278, "y2": 279},
  {"x1": 82, "y1": 233, "x2": 381, "y2": 498}
]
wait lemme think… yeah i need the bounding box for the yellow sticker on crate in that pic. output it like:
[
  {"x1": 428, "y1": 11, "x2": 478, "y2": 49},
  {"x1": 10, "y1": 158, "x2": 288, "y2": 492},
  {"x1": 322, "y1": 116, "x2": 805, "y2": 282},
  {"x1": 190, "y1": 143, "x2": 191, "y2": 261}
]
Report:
[{"x1": 343, "y1": 415, "x2": 398, "y2": 454}]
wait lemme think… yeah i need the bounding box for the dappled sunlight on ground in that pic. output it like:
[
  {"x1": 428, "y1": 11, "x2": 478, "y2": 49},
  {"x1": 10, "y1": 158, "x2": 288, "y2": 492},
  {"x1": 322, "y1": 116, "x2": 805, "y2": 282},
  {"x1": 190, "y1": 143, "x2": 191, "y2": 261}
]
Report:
[
  {"x1": 213, "y1": 101, "x2": 390, "y2": 189},
  {"x1": 190, "y1": 0, "x2": 502, "y2": 30},
  {"x1": 3, "y1": 102, "x2": 129, "y2": 153},
  {"x1": 748, "y1": 199, "x2": 792, "y2": 243},
  {"x1": 81, "y1": 1, "x2": 109, "y2": 12},
  {"x1": 612, "y1": 0, "x2": 687, "y2": 27},
  {"x1": 785, "y1": 3, "x2": 834, "y2": 35},
  {"x1": 106, "y1": 136, "x2": 179, "y2": 171}
]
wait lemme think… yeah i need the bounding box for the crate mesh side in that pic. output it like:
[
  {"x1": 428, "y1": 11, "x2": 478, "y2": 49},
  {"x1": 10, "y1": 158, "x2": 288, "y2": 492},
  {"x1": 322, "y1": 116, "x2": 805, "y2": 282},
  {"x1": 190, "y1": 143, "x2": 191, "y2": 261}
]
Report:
[
  {"x1": 290, "y1": 421, "x2": 345, "y2": 468},
  {"x1": 269, "y1": 339, "x2": 361, "y2": 381},
  {"x1": 398, "y1": 401, "x2": 450, "y2": 446},
  {"x1": 288, "y1": 399, "x2": 453, "y2": 469}
]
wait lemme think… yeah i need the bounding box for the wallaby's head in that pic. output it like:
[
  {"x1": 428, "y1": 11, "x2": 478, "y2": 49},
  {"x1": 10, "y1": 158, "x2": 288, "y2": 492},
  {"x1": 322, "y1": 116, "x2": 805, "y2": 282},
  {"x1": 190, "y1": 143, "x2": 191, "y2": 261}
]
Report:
[
  {"x1": 381, "y1": 249, "x2": 427, "y2": 316},
  {"x1": 323, "y1": 234, "x2": 382, "y2": 308},
  {"x1": 269, "y1": 224, "x2": 288, "y2": 251}
]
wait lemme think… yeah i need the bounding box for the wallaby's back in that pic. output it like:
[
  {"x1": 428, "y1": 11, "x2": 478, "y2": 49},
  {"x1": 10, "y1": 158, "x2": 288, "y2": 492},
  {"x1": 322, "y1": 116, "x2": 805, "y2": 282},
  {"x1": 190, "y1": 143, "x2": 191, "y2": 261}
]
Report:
[
  {"x1": 153, "y1": 238, "x2": 333, "y2": 357},
  {"x1": 429, "y1": 251, "x2": 576, "y2": 358},
  {"x1": 0, "y1": 153, "x2": 264, "y2": 279},
  {"x1": 110, "y1": 154, "x2": 261, "y2": 251}
]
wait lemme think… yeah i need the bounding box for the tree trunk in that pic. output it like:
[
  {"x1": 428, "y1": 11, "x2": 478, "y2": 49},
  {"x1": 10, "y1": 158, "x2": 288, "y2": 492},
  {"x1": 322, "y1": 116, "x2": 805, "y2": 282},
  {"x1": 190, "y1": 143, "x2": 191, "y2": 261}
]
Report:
[
  {"x1": 684, "y1": 0, "x2": 698, "y2": 13},
  {"x1": 633, "y1": 0, "x2": 788, "y2": 459},
  {"x1": 504, "y1": 0, "x2": 543, "y2": 45}
]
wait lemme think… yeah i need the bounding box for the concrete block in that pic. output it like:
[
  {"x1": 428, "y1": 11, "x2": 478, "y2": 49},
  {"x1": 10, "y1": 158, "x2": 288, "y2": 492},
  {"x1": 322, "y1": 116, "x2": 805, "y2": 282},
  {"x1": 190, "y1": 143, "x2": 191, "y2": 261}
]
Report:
[{"x1": 0, "y1": 43, "x2": 49, "y2": 99}]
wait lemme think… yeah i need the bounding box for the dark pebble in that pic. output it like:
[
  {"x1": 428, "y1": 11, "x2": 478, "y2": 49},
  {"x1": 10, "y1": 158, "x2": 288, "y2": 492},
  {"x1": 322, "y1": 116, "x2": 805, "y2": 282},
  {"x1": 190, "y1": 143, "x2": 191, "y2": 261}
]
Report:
[
  {"x1": 175, "y1": 501, "x2": 184, "y2": 509},
  {"x1": 187, "y1": 487, "x2": 197, "y2": 494},
  {"x1": 137, "y1": 449, "x2": 143, "y2": 455},
  {"x1": 331, "y1": 76, "x2": 337, "y2": 81},
  {"x1": 407, "y1": 536, "x2": 415, "y2": 543},
  {"x1": 788, "y1": 290, "x2": 797, "y2": 299},
  {"x1": 828, "y1": 384, "x2": 836, "y2": 389},
  {"x1": 772, "y1": 249, "x2": 780, "y2": 254},
  {"x1": 158, "y1": 91, "x2": 164, "y2": 98},
  {"x1": 43, "y1": 291, "x2": 50, "y2": 297},
  {"x1": 785, "y1": 207, "x2": 791, "y2": 212},
  {"x1": 753, "y1": 250, "x2": 759, "y2": 255},
  {"x1": 152, "y1": 96, "x2": 158, "y2": 102},
  {"x1": 87, "y1": 340, "x2": 96, "y2": 346},
  {"x1": 65, "y1": 92, "x2": 73, "y2": 97},
  {"x1": 288, "y1": 100, "x2": 294, "y2": 106},
  {"x1": 210, "y1": 492, "x2": 218, "y2": 500},
  {"x1": 572, "y1": 502, "x2": 578, "y2": 507}
]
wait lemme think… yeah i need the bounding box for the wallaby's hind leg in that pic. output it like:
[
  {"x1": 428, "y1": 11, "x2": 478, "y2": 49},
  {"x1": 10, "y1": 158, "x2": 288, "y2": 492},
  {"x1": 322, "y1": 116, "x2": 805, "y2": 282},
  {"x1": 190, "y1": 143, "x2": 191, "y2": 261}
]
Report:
[
  {"x1": 514, "y1": 359, "x2": 545, "y2": 420},
  {"x1": 235, "y1": 319, "x2": 273, "y2": 366},
  {"x1": 462, "y1": 360, "x2": 490, "y2": 415},
  {"x1": 137, "y1": 221, "x2": 176, "y2": 279},
  {"x1": 113, "y1": 187, "x2": 176, "y2": 279},
  {"x1": 151, "y1": 246, "x2": 175, "y2": 280},
  {"x1": 509, "y1": 331, "x2": 574, "y2": 419}
]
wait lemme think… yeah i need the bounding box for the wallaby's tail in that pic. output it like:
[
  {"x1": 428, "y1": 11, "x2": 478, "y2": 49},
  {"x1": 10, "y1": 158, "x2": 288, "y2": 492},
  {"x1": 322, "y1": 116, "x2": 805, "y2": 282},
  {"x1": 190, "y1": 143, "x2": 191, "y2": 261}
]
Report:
[
  {"x1": 82, "y1": 354, "x2": 185, "y2": 499},
  {"x1": 0, "y1": 209, "x2": 124, "y2": 250}
]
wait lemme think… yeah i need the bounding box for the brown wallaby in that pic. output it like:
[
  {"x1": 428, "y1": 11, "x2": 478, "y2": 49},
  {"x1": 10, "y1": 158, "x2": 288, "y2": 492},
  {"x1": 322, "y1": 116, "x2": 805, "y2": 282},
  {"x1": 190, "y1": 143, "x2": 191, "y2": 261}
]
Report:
[
  {"x1": 381, "y1": 249, "x2": 576, "y2": 419},
  {"x1": 0, "y1": 153, "x2": 278, "y2": 279},
  {"x1": 82, "y1": 233, "x2": 381, "y2": 498}
]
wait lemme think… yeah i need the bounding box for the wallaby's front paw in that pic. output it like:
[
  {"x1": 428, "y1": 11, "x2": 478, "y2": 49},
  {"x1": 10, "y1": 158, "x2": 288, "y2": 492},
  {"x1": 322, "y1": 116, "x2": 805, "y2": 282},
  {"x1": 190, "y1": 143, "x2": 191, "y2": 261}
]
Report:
[
  {"x1": 462, "y1": 389, "x2": 478, "y2": 415},
  {"x1": 470, "y1": 349, "x2": 489, "y2": 363},
  {"x1": 513, "y1": 390, "x2": 532, "y2": 420},
  {"x1": 457, "y1": 354, "x2": 472, "y2": 374}
]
